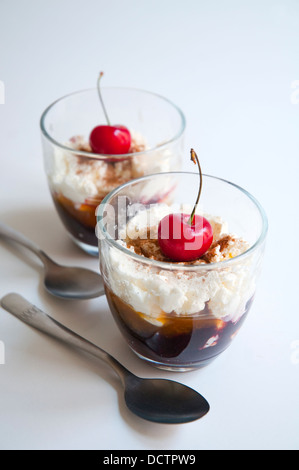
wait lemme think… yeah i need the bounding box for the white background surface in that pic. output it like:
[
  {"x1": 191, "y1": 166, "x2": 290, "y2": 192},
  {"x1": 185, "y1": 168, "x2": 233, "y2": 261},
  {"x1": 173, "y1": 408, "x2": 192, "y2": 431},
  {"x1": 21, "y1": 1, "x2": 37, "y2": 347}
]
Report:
[{"x1": 0, "y1": 0, "x2": 298, "y2": 450}]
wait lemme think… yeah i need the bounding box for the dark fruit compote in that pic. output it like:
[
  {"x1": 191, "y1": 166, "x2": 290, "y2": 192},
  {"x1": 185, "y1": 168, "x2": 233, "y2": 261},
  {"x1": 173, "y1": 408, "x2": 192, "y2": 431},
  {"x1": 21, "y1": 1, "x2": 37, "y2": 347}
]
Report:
[
  {"x1": 105, "y1": 149, "x2": 253, "y2": 369},
  {"x1": 106, "y1": 288, "x2": 253, "y2": 369}
]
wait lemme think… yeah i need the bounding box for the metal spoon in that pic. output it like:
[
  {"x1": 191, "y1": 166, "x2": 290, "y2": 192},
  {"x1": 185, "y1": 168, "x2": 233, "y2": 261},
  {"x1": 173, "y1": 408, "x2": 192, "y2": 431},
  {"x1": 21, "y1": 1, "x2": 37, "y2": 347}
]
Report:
[
  {"x1": 0, "y1": 222, "x2": 104, "y2": 299},
  {"x1": 0, "y1": 293, "x2": 210, "y2": 424}
]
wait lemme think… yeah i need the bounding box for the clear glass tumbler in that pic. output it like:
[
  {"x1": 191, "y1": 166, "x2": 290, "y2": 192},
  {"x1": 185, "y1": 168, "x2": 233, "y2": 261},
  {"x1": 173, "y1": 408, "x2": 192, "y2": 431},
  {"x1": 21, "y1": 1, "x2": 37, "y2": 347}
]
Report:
[
  {"x1": 97, "y1": 172, "x2": 268, "y2": 371},
  {"x1": 40, "y1": 88, "x2": 185, "y2": 255}
]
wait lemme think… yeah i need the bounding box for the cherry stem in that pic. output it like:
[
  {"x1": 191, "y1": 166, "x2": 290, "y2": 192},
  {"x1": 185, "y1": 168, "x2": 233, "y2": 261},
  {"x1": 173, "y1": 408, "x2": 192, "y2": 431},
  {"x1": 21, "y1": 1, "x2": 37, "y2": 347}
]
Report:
[
  {"x1": 187, "y1": 148, "x2": 203, "y2": 226},
  {"x1": 97, "y1": 72, "x2": 111, "y2": 126}
]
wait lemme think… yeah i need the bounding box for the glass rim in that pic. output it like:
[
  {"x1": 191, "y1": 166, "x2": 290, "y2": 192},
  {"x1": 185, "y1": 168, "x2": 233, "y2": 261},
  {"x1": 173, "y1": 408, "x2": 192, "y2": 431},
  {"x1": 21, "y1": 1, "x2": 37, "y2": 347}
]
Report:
[
  {"x1": 96, "y1": 171, "x2": 268, "y2": 271},
  {"x1": 39, "y1": 86, "x2": 186, "y2": 161}
]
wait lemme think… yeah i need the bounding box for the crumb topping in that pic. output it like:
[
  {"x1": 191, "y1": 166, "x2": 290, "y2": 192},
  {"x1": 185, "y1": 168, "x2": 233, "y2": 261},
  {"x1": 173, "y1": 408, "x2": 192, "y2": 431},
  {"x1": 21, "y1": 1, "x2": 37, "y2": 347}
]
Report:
[
  {"x1": 52, "y1": 134, "x2": 149, "y2": 201},
  {"x1": 125, "y1": 227, "x2": 248, "y2": 264},
  {"x1": 50, "y1": 133, "x2": 176, "y2": 206}
]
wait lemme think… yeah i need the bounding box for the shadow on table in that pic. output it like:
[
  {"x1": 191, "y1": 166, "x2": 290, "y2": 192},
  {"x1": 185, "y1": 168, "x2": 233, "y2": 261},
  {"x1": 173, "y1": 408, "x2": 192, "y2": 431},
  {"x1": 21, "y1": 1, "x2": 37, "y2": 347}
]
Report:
[{"x1": 0, "y1": 205, "x2": 202, "y2": 438}]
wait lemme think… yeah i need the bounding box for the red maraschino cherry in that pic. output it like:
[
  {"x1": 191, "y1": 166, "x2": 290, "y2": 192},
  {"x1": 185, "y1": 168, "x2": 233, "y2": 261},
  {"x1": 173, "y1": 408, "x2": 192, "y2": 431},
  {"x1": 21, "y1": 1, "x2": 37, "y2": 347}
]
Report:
[
  {"x1": 89, "y1": 72, "x2": 131, "y2": 155},
  {"x1": 158, "y1": 149, "x2": 213, "y2": 262}
]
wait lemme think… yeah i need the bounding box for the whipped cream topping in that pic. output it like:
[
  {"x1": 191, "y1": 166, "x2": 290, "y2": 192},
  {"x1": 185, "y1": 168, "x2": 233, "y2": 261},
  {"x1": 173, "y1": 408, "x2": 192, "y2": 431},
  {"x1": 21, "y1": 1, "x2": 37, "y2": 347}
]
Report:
[
  {"x1": 107, "y1": 204, "x2": 255, "y2": 322},
  {"x1": 48, "y1": 133, "x2": 178, "y2": 204}
]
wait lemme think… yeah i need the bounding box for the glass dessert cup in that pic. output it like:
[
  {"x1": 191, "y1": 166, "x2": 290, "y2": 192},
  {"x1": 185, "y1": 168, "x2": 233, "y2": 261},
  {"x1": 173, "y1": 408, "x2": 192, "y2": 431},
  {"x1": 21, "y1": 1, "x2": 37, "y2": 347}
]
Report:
[
  {"x1": 97, "y1": 172, "x2": 268, "y2": 371},
  {"x1": 40, "y1": 88, "x2": 185, "y2": 256}
]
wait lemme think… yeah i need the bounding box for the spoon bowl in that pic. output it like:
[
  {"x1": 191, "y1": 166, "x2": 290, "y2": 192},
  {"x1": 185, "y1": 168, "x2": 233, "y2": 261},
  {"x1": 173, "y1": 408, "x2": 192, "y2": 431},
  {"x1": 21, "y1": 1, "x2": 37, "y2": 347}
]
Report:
[
  {"x1": 0, "y1": 221, "x2": 105, "y2": 299},
  {"x1": 42, "y1": 260, "x2": 104, "y2": 299},
  {"x1": 0, "y1": 293, "x2": 210, "y2": 424},
  {"x1": 124, "y1": 376, "x2": 209, "y2": 424}
]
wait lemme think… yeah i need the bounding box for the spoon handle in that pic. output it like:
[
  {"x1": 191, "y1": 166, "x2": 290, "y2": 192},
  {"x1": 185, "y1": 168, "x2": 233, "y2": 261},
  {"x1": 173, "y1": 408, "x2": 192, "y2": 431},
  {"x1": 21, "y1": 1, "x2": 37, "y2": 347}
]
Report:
[
  {"x1": 0, "y1": 293, "x2": 130, "y2": 383},
  {"x1": 0, "y1": 221, "x2": 49, "y2": 265}
]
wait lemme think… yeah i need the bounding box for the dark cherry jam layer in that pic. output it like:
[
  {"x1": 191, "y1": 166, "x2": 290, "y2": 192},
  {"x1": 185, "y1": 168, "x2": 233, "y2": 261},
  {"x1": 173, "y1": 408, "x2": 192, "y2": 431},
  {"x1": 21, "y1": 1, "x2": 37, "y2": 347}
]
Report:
[
  {"x1": 106, "y1": 287, "x2": 253, "y2": 369},
  {"x1": 52, "y1": 188, "x2": 175, "y2": 249},
  {"x1": 52, "y1": 192, "x2": 100, "y2": 247}
]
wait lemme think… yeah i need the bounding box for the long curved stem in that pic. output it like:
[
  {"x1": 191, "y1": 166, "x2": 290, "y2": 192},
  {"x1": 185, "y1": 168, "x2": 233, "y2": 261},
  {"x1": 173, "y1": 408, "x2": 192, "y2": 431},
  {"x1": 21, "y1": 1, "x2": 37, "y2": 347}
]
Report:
[
  {"x1": 97, "y1": 72, "x2": 111, "y2": 125},
  {"x1": 187, "y1": 149, "x2": 202, "y2": 225}
]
